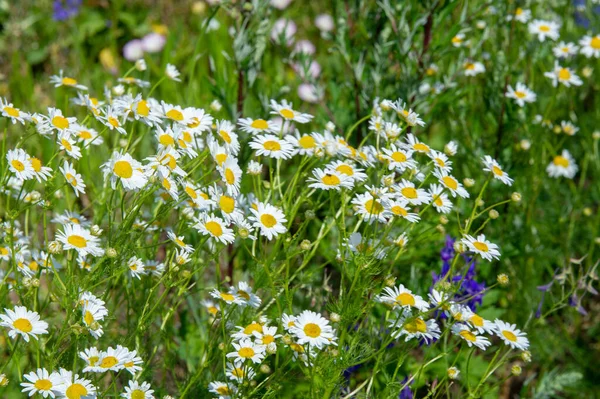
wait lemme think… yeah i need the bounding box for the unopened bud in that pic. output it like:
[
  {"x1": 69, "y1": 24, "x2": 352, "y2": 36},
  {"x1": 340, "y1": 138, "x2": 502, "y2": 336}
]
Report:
[
  {"x1": 453, "y1": 241, "x2": 466, "y2": 254},
  {"x1": 521, "y1": 350, "x2": 532, "y2": 363},
  {"x1": 593, "y1": 131, "x2": 600, "y2": 140},
  {"x1": 330, "y1": 312, "x2": 340, "y2": 323},
  {"x1": 489, "y1": 209, "x2": 499, "y2": 219},
  {"x1": 90, "y1": 225, "x2": 103, "y2": 236},
  {"x1": 260, "y1": 364, "x2": 271, "y2": 374},
  {"x1": 305, "y1": 210, "x2": 316, "y2": 220},
  {"x1": 325, "y1": 121, "x2": 335, "y2": 132},
  {"x1": 511, "y1": 192, "x2": 522, "y2": 202},
  {"x1": 282, "y1": 335, "x2": 293, "y2": 345},
  {"x1": 520, "y1": 139, "x2": 531, "y2": 151},
  {"x1": 218, "y1": 342, "x2": 225, "y2": 350},
  {"x1": 385, "y1": 275, "x2": 396, "y2": 287},
  {"x1": 497, "y1": 273, "x2": 509, "y2": 286},
  {"x1": 583, "y1": 207, "x2": 592, "y2": 217},
  {"x1": 106, "y1": 248, "x2": 117, "y2": 258},
  {"x1": 476, "y1": 199, "x2": 485, "y2": 207},
  {"x1": 511, "y1": 365, "x2": 522, "y2": 376},
  {"x1": 439, "y1": 216, "x2": 449, "y2": 225},
  {"x1": 447, "y1": 366, "x2": 460, "y2": 380},
  {"x1": 436, "y1": 224, "x2": 445, "y2": 234},
  {"x1": 463, "y1": 178, "x2": 475, "y2": 187},
  {"x1": 48, "y1": 241, "x2": 62, "y2": 254},
  {"x1": 300, "y1": 240, "x2": 311, "y2": 251}
]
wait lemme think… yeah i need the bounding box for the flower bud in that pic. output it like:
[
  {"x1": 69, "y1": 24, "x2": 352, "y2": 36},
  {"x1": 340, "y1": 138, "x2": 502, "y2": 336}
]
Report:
[
  {"x1": 582, "y1": 66, "x2": 593, "y2": 78},
  {"x1": 31, "y1": 278, "x2": 40, "y2": 288},
  {"x1": 476, "y1": 199, "x2": 485, "y2": 207},
  {"x1": 330, "y1": 312, "x2": 341, "y2": 323},
  {"x1": 511, "y1": 365, "x2": 522, "y2": 376},
  {"x1": 181, "y1": 270, "x2": 192, "y2": 279},
  {"x1": 583, "y1": 207, "x2": 592, "y2": 217},
  {"x1": 0, "y1": 374, "x2": 9, "y2": 387},
  {"x1": 282, "y1": 334, "x2": 293, "y2": 345},
  {"x1": 22, "y1": 277, "x2": 33, "y2": 288},
  {"x1": 90, "y1": 225, "x2": 103, "y2": 236},
  {"x1": 260, "y1": 364, "x2": 272, "y2": 374},
  {"x1": 210, "y1": 100, "x2": 222, "y2": 112},
  {"x1": 497, "y1": 273, "x2": 509, "y2": 286},
  {"x1": 300, "y1": 240, "x2": 311, "y2": 251},
  {"x1": 447, "y1": 366, "x2": 460, "y2": 380},
  {"x1": 218, "y1": 342, "x2": 225, "y2": 351},
  {"x1": 511, "y1": 192, "x2": 522, "y2": 202},
  {"x1": 106, "y1": 248, "x2": 118, "y2": 258},
  {"x1": 453, "y1": 241, "x2": 466, "y2": 254},
  {"x1": 48, "y1": 241, "x2": 63, "y2": 254},
  {"x1": 521, "y1": 350, "x2": 532, "y2": 363},
  {"x1": 305, "y1": 210, "x2": 316, "y2": 220},
  {"x1": 238, "y1": 227, "x2": 250, "y2": 239},
  {"x1": 135, "y1": 59, "x2": 147, "y2": 71},
  {"x1": 463, "y1": 178, "x2": 475, "y2": 187},
  {"x1": 489, "y1": 209, "x2": 499, "y2": 219},
  {"x1": 385, "y1": 275, "x2": 396, "y2": 287},
  {"x1": 325, "y1": 121, "x2": 336, "y2": 132},
  {"x1": 436, "y1": 224, "x2": 445, "y2": 234},
  {"x1": 444, "y1": 141, "x2": 458, "y2": 156},
  {"x1": 439, "y1": 216, "x2": 448, "y2": 225},
  {"x1": 520, "y1": 139, "x2": 531, "y2": 151}
]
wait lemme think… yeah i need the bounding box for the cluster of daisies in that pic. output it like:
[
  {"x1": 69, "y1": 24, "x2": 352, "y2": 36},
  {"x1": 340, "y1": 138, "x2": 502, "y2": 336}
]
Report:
[
  {"x1": 376, "y1": 284, "x2": 529, "y2": 353},
  {"x1": 208, "y1": 284, "x2": 337, "y2": 398}
]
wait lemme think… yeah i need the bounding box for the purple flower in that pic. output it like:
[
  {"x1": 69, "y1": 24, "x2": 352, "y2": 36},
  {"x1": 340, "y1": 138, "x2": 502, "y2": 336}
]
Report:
[
  {"x1": 399, "y1": 376, "x2": 413, "y2": 399},
  {"x1": 53, "y1": 0, "x2": 82, "y2": 21}
]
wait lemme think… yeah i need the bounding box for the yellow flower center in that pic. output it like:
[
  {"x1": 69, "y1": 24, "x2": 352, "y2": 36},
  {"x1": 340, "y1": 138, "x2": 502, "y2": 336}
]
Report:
[
  {"x1": 62, "y1": 77, "x2": 77, "y2": 86},
  {"x1": 13, "y1": 318, "x2": 33, "y2": 332},
  {"x1": 514, "y1": 91, "x2": 526, "y2": 99},
  {"x1": 166, "y1": 109, "x2": 184, "y2": 121},
  {"x1": 553, "y1": 155, "x2": 569, "y2": 167},
  {"x1": 391, "y1": 152, "x2": 407, "y2": 163},
  {"x1": 298, "y1": 135, "x2": 316, "y2": 148},
  {"x1": 225, "y1": 168, "x2": 235, "y2": 185},
  {"x1": 290, "y1": 343, "x2": 304, "y2": 353},
  {"x1": 231, "y1": 367, "x2": 245, "y2": 378},
  {"x1": 220, "y1": 292, "x2": 234, "y2": 301},
  {"x1": 52, "y1": 115, "x2": 69, "y2": 129},
  {"x1": 100, "y1": 356, "x2": 119, "y2": 368},
  {"x1": 401, "y1": 187, "x2": 417, "y2": 199},
  {"x1": 473, "y1": 241, "x2": 489, "y2": 252},
  {"x1": 321, "y1": 174, "x2": 341, "y2": 186},
  {"x1": 65, "y1": 383, "x2": 88, "y2": 399},
  {"x1": 395, "y1": 293, "x2": 415, "y2": 306},
  {"x1": 65, "y1": 173, "x2": 77, "y2": 186},
  {"x1": 244, "y1": 322, "x2": 263, "y2": 335},
  {"x1": 113, "y1": 160, "x2": 133, "y2": 178},
  {"x1": 215, "y1": 153, "x2": 228, "y2": 166},
  {"x1": 251, "y1": 119, "x2": 269, "y2": 130},
  {"x1": 365, "y1": 199, "x2": 384, "y2": 214},
  {"x1": 502, "y1": 330, "x2": 517, "y2": 342},
  {"x1": 4, "y1": 106, "x2": 19, "y2": 117},
  {"x1": 185, "y1": 186, "x2": 198, "y2": 199},
  {"x1": 262, "y1": 334, "x2": 275, "y2": 344},
  {"x1": 131, "y1": 389, "x2": 145, "y2": 399},
  {"x1": 558, "y1": 68, "x2": 571, "y2": 81},
  {"x1": 260, "y1": 213, "x2": 277, "y2": 228},
  {"x1": 336, "y1": 164, "x2": 354, "y2": 176},
  {"x1": 79, "y1": 130, "x2": 92, "y2": 140},
  {"x1": 205, "y1": 221, "x2": 223, "y2": 237},
  {"x1": 219, "y1": 195, "x2": 235, "y2": 213},
  {"x1": 442, "y1": 176, "x2": 458, "y2": 190},
  {"x1": 162, "y1": 178, "x2": 171, "y2": 190},
  {"x1": 220, "y1": 130, "x2": 232, "y2": 144},
  {"x1": 404, "y1": 318, "x2": 427, "y2": 333},
  {"x1": 67, "y1": 235, "x2": 87, "y2": 248},
  {"x1": 304, "y1": 323, "x2": 321, "y2": 338},
  {"x1": 263, "y1": 140, "x2": 281, "y2": 151},
  {"x1": 84, "y1": 310, "x2": 94, "y2": 326},
  {"x1": 391, "y1": 206, "x2": 408, "y2": 217},
  {"x1": 108, "y1": 116, "x2": 119, "y2": 128},
  {"x1": 216, "y1": 386, "x2": 232, "y2": 395},
  {"x1": 34, "y1": 379, "x2": 53, "y2": 391},
  {"x1": 279, "y1": 109, "x2": 294, "y2": 119},
  {"x1": 137, "y1": 100, "x2": 150, "y2": 116},
  {"x1": 460, "y1": 330, "x2": 477, "y2": 342},
  {"x1": 159, "y1": 134, "x2": 175, "y2": 146},
  {"x1": 469, "y1": 314, "x2": 484, "y2": 327},
  {"x1": 413, "y1": 143, "x2": 429, "y2": 152},
  {"x1": 591, "y1": 37, "x2": 600, "y2": 50},
  {"x1": 492, "y1": 166, "x2": 503, "y2": 176},
  {"x1": 539, "y1": 25, "x2": 550, "y2": 32},
  {"x1": 238, "y1": 347, "x2": 255, "y2": 358},
  {"x1": 11, "y1": 159, "x2": 25, "y2": 172}
]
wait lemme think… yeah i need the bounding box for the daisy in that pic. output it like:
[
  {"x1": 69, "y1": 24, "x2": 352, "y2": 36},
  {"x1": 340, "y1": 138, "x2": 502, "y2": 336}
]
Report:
[
  {"x1": 230, "y1": 281, "x2": 261, "y2": 308},
  {"x1": 54, "y1": 370, "x2": 96, "y2": 399},
  {"x1": 528, "y1": 20, "x2": 560, "y2": 41},
  {"x1": 59, "y1": 162, "x2": 86, "y2": 197},
  {"x1": 100, "y1": 106, "x2": 127, "y2": 135},
  {"x1": 167, "y1": 231, "x2": 194, "y2": 253},
  {"x1": 494, "y1": 320, "x2": 529, "y2": 350},
  {"x1": 56, "y1": 224, "x2": 104, "y2": 257},
  {"x1": 215, "y1": 120, "x2": 240, "y2": 155},
  {"x1": 128, "y1": 256, "x2": 147, "y2": 279},
  {"x1": 21, "y1": 368, "x2": 60, "y2": 398},
  {"x1": 155, "y1": 126, "x2": 177, "y2": 149},
  {"x1": 403, "y1": 133, "x2": 430, "y2": 154},
  {"x1": 6, "y1": 148, "x2": 35, "y2": 180},
  {"x1": 97, "y1": 346, "x2": 128, "y2": 372},
  {"x1": 73, "y1": 126, "x2": 103, "y2": 146},
  {"x1": 463, "y1": 61, "x2": 486, "y2": 76},
  {"x1": 57, "y1": 133, "x2": 82, "y2": 159},
  {"x1": 388, "y1": 200, "x2": 420, "y2": 223},
  {"x1": 433, "y1": 170, "x2": 469, "y2": 198},
  {"x1": 250, "y1": 134, "x2": 295, "y2": 159},
  {"x1": 579, "y1": 34, "x2": 600, "y2": 58},
  {"x1": 166, "y1": 63, "x2": 181, "y2": 81},
  {"x1": 82, "y1": 302, "x2": 107, "y2": 339},
  {"x1": 79, "y1": 347, "x2": 102, "y2": 373},
  {"x1": 226, "y1": 363, "x2": 256, "y2": 383},
  {"x1": 428, "y1": 184, "x2": 452, "y2": 214},
  {"x1": 210, "y1": 289, "x2": 243, "y2": 305},
  {"x1": 249, "y1": 202, "x2": 287, "y2": 240},
  {"x1": 377, "y1": 285, "x2": 429, "y2": 311},
  {"x1": 552, "y1": 42, "x2": 578, "y2": 58},
  {"x1": 352, "y1": 191, "x2": 390, "y2": 223},
  {"x1": 307, "y1": 168, "x2": 354, "y2": 191},
  {"x1": 253, "y1": 325, "x2": 281, "y2": 347},
  {"x1": 1, "y1": 98, "x2": 29, "y2": 124},
  {"x1": 395, "y1": 179, "x2": 431, "y2": 205},
  {"x1": 194, "y1": 214, "x2": 235, "y2": 244},
  {"x1": 40, "y1": 108, "x2": 76, "y2": 135},
  {"x1": 544, "y1": 62, "x2": 582, "y2": 87},
  {"x1": 0, "y1": 306, "x2": 48, "y2": 342},
  {"x1": 326, "y1": 160, "x2": 367, "y2": 183},
  {"x1": 226, "y1": 338, "x2": 266, "y2": 364},
  {"x1": 461, "y1": 234, "x2": 501, "y2": 261},
  {"x1": 208, "y1": 381, "x2": 237, "y2": 399},
  {"x1": 291, "y1": 310, "x2": 337, "y2": 349},
  {"x1": 159, "y1": 175, "x2": 179, "y2": 201},
  {"x1": 184, "y1": 107, "x2": 213, "y2": 133},
  {"x1": 102, "y1": 152, "x2": 148, "y2": 191},
  {"x1": 270, "y1": 99, "x2": 313, "y2": 123},
  {"x1": 121, "y1": 349, "x2": 144, "y2": 375},
  {"x1": 282, "y1": 313, "x2": 297, "y2": 332},
  {"x1": 510, "y1": 7, "x2": 531, "y2": 23},
  {"x1": 463, "y1": 309, "x2": 495, "y2": 334},
  {"x1": 451, "y1": 33, "x2": 467, "y2": 47},
  {"x1": 381, "y1": 145, "x2": 417, "y2": 172},
  {"x1": 482, "y1": 155, "x2": 513, "y2": 185},
  {"x1": 506, "y1": 83, "x2": 536, "y2": 107},
  {"x1": 560, "y1": 120, "x2": 579, "y2": 136},
  {"x1": 452, "y1": 324, "x2": 491, "y2": 350},
  {"x1": 232, "y1": 321, "x2": 264, "y2": 341},
  {"x1": 49, "y1": 70, "x2": 88, "y2": 90},
  {"x1": 546, "y1": 149, "x2": 578, "y2": 178},
  {"x1": 391, "y1": 314, "x2": 440, "y2": 343},
  {"x1": 238, "y1": 117, "x2": 281, "y2": 135},
  {"x1": 219, "y1": 158, "x2": 243, "y2": 196},
  {"x1": 121, "y1": 380, "x2": 154, "y2": 399},
  {"x1": 429, "y1": 150, "x2": 452, "y2": 172},
  {"x1": 429, "y1": 288, "x2": 454, "y2": 311}
]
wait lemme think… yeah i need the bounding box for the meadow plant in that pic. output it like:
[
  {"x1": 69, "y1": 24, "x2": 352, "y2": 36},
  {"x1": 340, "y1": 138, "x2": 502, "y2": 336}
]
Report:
[{"x1": 0, "y1": 0, "x2": 598, "y2": 398}]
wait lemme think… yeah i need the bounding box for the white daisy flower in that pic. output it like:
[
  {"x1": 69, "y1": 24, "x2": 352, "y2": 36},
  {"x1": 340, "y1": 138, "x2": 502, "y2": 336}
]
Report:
[
  {"x1": 194, "y1": 214, "x2": 235, "y2": 245},
  {"x1": 528, "y1": 19, "x2": 560, "y2": 42},
  {"x1": 428, "y1": 184, "x2": 453, "y2": 214},
  {"x1": 506, "y1": 83, "x2": 536, "y2": 106},
  {"x1": 269, "y1": 99, "x2": 313, "y2": 123},
  {"x1": 49, "y1": 70, "x2": 88, "y2": 90},
  {"x1": 59, "y1": 162, "x2": 86, "y2": 197},
  {"x1": 208, "y1": 381, "x2": 237, "y2": 399},
  {"x1": 544, "y1": 62, "x2": 582, "y2": 87},
  {"x1": 381, "y1": 145, "x2": 417, "y2": 172},
  {"x1": 121, "y1": 380, "x2": 154, "y2": 399},
  {"x1": 388, "y1": 200, "x2": 420, "y2": 223},
  {"x1": 219, "y1": 158, "x2": 243, "y2": 196},
  {"x1": 249, "y1": 202, "x2": 287, "y2": 240},
  {"x1": 79, "y1": 347, "x2": 102, "y2": 373},
  {"x1": 250, "y1": 134, "x2": 295, "y2": 159},
  {"x1": 560, "y1": 120, "x2": 579, "y2": 136},
  {"x1": 452, "y1": 324, "x2": 491, "y2": 350},
  {"x1": 552, "y1": 41, "x2": 578, "y2": 58},
  {"x1": 238, "y1": 117, "x2": 281, "y2": 135},
  {"x1": 482, "y1": 155, "x2": 513, "y2": 185},
  {"x1": 463, "y1": 61, "x2": 486, "y2": 76},
  {"x1": 21, "y1": 369, "x2": 60, "y2": 398},
  {"x1": 433, "y1": 170, "x2": 469, "y2": 198},
  {"x1": 351, "y1": 191, "x2": 390, "y2": 223},
  {"x1": 402, "y1": 133, "x2": 430, "y2": 154},
  {"x1": 494, "y1": 319, "x2": 529, "y2": 350},
  {"x1": 210, "y1": 288, "x2": 244, "y2": 305},
  {"x1": 56, "y1": 224, "x2": 104, "y2": 257},
  {"x1": 376, "y1": 285, "x2": 429, "y2": 311},
  {"x1": 461, "y1": 234, "x2": 501, "y2": 261},
  {"x1": 230, "y1": 281, "x2": 261, "y2": 309},
  {"x1": 390, "y1": 314, "x2": 440, "y2": 343},
  {"x1": 167, "y1": 231, "x2": 194, "y2": 253},
  {"x1": 6, "y1": 148, "x2": 35, "y2": 181},
  {"x1": 578, "y1": 34, "x2": 600, "y2": 58},
  {"x1": 54, "y1": 370, "x2": 96, "y2": 398},
  {"x1": 1, "y1": 98, "x2": 29, "y2": 124},
  {"x1": 546, "y1": 149, "x2": 578, "y2": 179},
  {"x1": 226, "y1": 363, "x2": 256, "y2": 383},
  {"x1": 215, "y1": 120, "x2": 240, "y2": 155},
  {"x1": 326, "y1": 160, "x2": 367, "y2": 183},
  {"x1": 0, "y1": 306, "x2": 48, "y2": 342},
  {"x1": 395, "y1": 179, "x2": 432, "y2": 205},
  {"x1": 307, "y1": 168, "x2": 354, "y2": 191},
  {"x1": 291, "y1": 310, "x2": 337, "y2": 349},
  {"x1": 226, "y1": 338, "x2": 266, "y2": 364},
  {"x1": 102, "y1": 152, "x2": 148, "y2": 191},
  {"x1": 166, "y1": 63, "x2": 181, "y2": 82}
]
